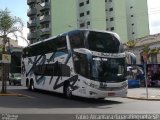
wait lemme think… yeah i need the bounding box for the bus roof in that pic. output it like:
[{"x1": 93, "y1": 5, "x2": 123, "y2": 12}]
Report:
[{"x1": 25, "y1": 29, "x2": 120, "y2": 49}]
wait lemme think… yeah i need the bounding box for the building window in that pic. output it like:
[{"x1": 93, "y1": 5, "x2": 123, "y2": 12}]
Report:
[
  {"x1": 131, "y1": 15, "x2": 134, "y2": 17},
  {"x1": 80, "y1": 13, "x2": 84, "y2": 17},
  {"x1": 132, "y1": 32, "x2": 135, "y2": 34},
  {"x1": 132, "y1": 23, "x2": 134, "y2": 26},
  {"x1": 86, "y1": 0, "x2": 89, "y2": 4},
  {"x1": 79, "y1": 2, "x2": 84, "y2": 7},
  {"x1": 109, "y1": 0, "x2": 112, "y2": 2},
  {"x1": 80, "y1": 23, "x2": 85, "y2": 27},
  {"x1": 109, "y1": 8, "x2": 113, "y2": 11},
  {"x1": 87, "y1": 21, "x2": 90, "y2": 25},
  {"x1": 105, "y1": 9, "x2": 108, "y2": 11},
  {"x1": 105, "y1": 0, "x2": 107, "y2": 2},
  {"x1": 86, "y1": 11, "x2": 90, "y2": 15},
  {"x1": 42, "y1": 0, "x2": 49, "y2": 2},
  {"x1": 106, "y1": 28, "x2": 109, "y2": 30},
  {"x1": 106, "y1": 18, "x2": 108, "y2": 21},
  {"x1": 130, "y1": 6, "x2": 133, "y2": 9},
  {"x1": 110, "y1": 17, "x2": 114, "y2": 21},
  {"x1": 110, "y1": 27, "x2": 114, "y2": 31}
]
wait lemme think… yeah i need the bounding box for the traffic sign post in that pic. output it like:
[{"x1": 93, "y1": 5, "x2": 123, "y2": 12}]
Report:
[
  {"x1": 2, "y1": 54, "x2": 11, "y2": 63},
  {"x1": 143, "y1": 53, "x2": 148, "y2": 99}
]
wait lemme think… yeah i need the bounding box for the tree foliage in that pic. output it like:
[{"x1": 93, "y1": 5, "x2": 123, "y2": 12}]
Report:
[
  {"x1": 0, "y1": 8, "x2": 26, "y2": 93},
  {"x1": 0, "y1": 8, "x2": 28, "y2": 47},
  {"x1": 142, "y1": 45, "x2": 160, "y2": 55}
]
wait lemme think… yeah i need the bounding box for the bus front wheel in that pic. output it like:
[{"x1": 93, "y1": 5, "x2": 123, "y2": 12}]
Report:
[
  {"x1": 63, "y1": 83, "x2": 72, "y2": 98},
  {"x1": 29, "y1": 80, "x2": 35, "y2": 91},
  {"x1": 26, "y1": 79, "x2": 30, "y2": 90}
]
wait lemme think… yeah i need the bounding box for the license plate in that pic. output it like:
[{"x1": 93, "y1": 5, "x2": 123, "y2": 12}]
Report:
[{"x1": 108, "y1": 92, "x2": 115, "y2": 96}]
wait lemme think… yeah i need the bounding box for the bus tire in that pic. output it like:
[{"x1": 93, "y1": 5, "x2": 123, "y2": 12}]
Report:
[
  {"x1": 29, "y1": 80, "x2": 35, "y2": 91},
  {"x1": 26, "y1": 79, "x2": 30, "y2": 90},
  {"x1": 63, "y1": 83, "x2": 72, "y2": 98}
]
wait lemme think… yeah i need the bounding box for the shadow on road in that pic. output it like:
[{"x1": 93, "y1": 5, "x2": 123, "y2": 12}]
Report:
[{"x1": 0, "y1": 87, "x2": 122, "y2": 109}]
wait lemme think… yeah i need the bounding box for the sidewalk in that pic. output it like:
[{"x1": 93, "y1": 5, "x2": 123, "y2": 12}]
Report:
[{"x1": 126, "y1": 87, "x2": 160, "y2": 100}]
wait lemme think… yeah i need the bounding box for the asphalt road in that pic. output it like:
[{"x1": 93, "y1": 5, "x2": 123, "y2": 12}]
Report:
[{"x1": 0, "y1": 86, "x2": 160, "y2": 120}]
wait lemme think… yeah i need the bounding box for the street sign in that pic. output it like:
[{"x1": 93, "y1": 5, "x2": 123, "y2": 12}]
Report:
[{"x1": 2, "y1": 54, "x2": 11, "y2": 63}]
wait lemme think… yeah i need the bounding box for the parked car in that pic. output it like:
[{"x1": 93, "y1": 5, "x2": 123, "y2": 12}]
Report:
[{"x1": 9, "y1": 73, "x2": 21, "y2": 86}]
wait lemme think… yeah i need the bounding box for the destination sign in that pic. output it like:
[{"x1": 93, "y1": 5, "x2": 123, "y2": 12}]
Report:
[{"x1": 91, "y1": 51, "x2": 125, "y2": 58}]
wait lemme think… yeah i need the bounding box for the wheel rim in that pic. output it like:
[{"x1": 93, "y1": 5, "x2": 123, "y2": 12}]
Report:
[{"x1": 31, "y1": 82, "x2": 34, "y2": 90}]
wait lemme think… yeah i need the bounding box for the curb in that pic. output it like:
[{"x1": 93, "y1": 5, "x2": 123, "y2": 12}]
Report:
[
  {"x1": 125, "y1": 96, "x2": 160, "y2": 101},
  {"x1": 0, "y1": 92, "x2": 25, "y2": 97}
]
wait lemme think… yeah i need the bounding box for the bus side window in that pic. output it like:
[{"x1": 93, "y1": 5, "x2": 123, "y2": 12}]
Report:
[
  {"x1": 54, "y1": 62, "x2": 70, "y2": 77},
  {"x1": 60, "y1": 64, "x2": 70, "y2": 77},
  {"x1": 69, "y1": 32, "x2": 85, "y2": 49}
]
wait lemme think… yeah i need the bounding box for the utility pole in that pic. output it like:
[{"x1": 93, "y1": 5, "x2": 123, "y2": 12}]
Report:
[
  {"x1": 143, "y1": 52, "x2": 148, "y2": 99},
  {"x1": 1, "y1": 35, "x2": 10, "y2": 93},
  {"x1": 1, "y1": 35, "x2": 6, "y2": 93}
]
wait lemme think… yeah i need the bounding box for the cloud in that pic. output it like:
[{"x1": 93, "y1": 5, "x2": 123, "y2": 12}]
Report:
[
  {"x1": 18, "y1": 27, "x2": 29, "y2": 47},
  {"x1": 7, "y1": 26, "x2": 29, "y2": 47},
  {"x1": 147, "y1": 0, "x2": 160, "y2": 34}
]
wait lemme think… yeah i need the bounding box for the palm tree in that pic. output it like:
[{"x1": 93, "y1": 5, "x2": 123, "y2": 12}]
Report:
[
  {"x1": 0, "y1": 8, "x2": 27, "y2": 93},
  {"x1": 126, "y1": 40, "x2": 136, "y2": 49},
  {"x1": 142, "y1": 45, "x2": 160, "y2": 63},
  {"x1": 149, "y1": 48, "x2": 160, "y2": 63},
  {"x1": 141, "y1": 45, "x2": 150, "y2": 63},
  {"x1": 125, "y1": 40, "x2": 136, "y2": 53}
]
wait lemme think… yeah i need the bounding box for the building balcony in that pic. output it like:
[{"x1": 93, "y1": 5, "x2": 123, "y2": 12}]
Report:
[
  {"x1": 40, "y1": 2, "x2": 50, "y2": 11},
  {"x1": 39, "y1": 15, "x2": 50, "y2": 23},
  {"x1": 27, "y1": 32, "x2": 37, "y2": 40},
  {"x1": 37, "y1": 0, "x2": 41, "y2": 3},
  {"x1": 27, "y1": 8, "x2": 37, "y2": 16},
  {"x1": 27, "y1": 0, "x2": 36, "y2": 5},
  {"x1": 40, "y1": 28, "x2": 51, "y2": 36},
  {"x1": 27, "y1": 20, "x2": 37, "y2": 28}
]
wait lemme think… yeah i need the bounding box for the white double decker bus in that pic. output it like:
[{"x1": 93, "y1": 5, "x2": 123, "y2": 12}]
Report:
[{"x1": 21, "y1": 29, "x2": 136, "y2": 99}]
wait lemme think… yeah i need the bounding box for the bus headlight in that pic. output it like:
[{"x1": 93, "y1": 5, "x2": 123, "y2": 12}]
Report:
[{"x1": 83, "y1": 81, "x2": 99, "y2": 89}]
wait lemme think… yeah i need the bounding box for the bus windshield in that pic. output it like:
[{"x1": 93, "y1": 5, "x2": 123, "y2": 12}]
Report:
[
  {"x1": 91, "y1": 57, "x2": 126, "y2": 82},
  {"x1": 87, "y1": 31, "x2": 121, "y2": 53}
]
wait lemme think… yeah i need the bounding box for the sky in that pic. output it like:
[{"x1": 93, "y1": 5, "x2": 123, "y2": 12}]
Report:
[{"x1": 0, "y1": 0, "x2": 160, "y2": 46}]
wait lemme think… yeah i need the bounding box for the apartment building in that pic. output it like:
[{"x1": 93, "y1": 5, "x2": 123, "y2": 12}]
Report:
[{"x1": 27, "y1": 0, "x2": 149, "y2": 44}]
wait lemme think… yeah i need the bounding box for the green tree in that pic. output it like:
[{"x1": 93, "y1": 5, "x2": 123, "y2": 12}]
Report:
[
  {"x1": 0, "y1": 8, "x2": 26, "y2": 93},
  {"x1": 142, "y1": 45, "x2": 160, "y2": 63},
  {"x1": 125, "y1": 40, "x2": 136, "y2": 50},
  {"x1": 142, "y1": 45, "x2": 150, "y2": 54}
]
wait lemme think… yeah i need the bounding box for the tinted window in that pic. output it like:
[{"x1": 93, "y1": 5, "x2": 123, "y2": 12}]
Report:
[
  {"x1": 87, "y1": 31, "x2": 120, "y2": 53},
  {"x1": 23, "y1": 36, "x2": 67, "y2": 57},
  {"x1": 69, "y1": 31, "x2": 85, "y2": 49},
  {"x1": 34, "y1": 62, "x2": 70, "y2": 76},
  {"x1": 43, "y1": 36, "x2": 67, "y2": 54}
]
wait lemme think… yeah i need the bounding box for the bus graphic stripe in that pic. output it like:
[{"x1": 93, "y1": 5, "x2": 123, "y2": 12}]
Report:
[
  {"x1": 35, "y1": 76, "x2": 46, "y2": 85},
  {"x1": 53, "y1": 76, "x2": 62, "y2": 90},
  {"x1": 53, "y1": 75, "x2": 78, "y2": 90},
  {"x1": 26, "y1": 55, "x2": 44, "y2": 77}
]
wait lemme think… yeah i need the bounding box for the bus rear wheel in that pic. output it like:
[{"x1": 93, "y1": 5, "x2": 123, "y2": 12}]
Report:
[{"x1": 63, "y1": 84, "x2": 72, "y2": 98}]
